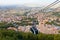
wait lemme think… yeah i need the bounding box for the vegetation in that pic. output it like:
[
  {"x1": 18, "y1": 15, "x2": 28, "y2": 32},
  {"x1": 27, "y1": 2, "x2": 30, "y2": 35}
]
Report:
[
  {"x1": 45, "y1": 20, "x2": 60, "y2": 26},
  {"x1": 0, "y1": 18, "x2": 59, "y2": 40},
  {"x1": 52, "y1": 12, "x2": 60, "y2": 17},
  {"x1": 0, "y1": 17, "x2": 39, "y2": 28},
  {"x1": 0, "y1": 29, "x2": 60, "y2": 40},
  {"x1": 19, "y1": 17, "x2": 39, "y2": 26},
  {"x1": 0, "y1": 22, "x2": 14, "y2": 28}
]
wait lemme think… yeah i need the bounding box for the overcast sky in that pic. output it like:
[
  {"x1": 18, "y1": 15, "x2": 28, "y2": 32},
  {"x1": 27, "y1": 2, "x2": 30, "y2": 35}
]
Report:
[{"x1": 0, "y1": 0, "x2": 58, "y2": 7}]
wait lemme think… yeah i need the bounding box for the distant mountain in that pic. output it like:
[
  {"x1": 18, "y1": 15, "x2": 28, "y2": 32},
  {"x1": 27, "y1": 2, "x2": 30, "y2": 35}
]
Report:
[
  {"x1": 0, "y1": 5, "x2": 30, "y2": 9},
  {"x1": 0, "y1": 5, "x2": 43, "y2": 10}
]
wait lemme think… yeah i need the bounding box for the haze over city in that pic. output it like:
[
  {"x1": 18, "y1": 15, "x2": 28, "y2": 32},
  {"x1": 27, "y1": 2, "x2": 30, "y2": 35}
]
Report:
[{"x1": 0, "y1": 0, "x2": 56, "y2": 7}]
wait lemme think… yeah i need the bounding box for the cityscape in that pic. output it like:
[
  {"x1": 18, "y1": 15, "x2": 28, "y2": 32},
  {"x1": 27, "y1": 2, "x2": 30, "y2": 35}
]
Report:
[{"x1": 0, "y1": 0, "x2": 60, "y2": 40}]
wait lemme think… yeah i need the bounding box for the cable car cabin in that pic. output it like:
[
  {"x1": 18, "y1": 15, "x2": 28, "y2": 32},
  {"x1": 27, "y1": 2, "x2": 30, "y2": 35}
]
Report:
[{"x1": 30, "y1": 27, "x2": 38, "y2": 34}]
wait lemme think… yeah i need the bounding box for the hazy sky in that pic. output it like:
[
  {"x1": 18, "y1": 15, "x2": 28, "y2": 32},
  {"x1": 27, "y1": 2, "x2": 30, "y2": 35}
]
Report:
[{"x1": 0, "y1": 0, "x2": 58, "y2": 7}]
